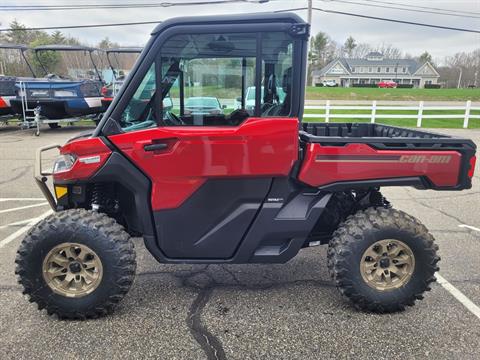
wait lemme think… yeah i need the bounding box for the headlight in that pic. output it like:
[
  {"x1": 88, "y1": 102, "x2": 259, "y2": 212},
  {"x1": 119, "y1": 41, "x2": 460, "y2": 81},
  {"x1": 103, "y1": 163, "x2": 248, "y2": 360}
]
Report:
[{"x1": 53, "y1": 154, "x2": 76, "y2": 173}]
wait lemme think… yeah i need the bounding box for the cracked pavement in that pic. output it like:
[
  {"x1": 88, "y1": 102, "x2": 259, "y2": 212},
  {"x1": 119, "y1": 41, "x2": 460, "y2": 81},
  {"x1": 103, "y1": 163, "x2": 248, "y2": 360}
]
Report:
[{"x1": 0, "y1": 125, "x2": 479, "y2": 359}]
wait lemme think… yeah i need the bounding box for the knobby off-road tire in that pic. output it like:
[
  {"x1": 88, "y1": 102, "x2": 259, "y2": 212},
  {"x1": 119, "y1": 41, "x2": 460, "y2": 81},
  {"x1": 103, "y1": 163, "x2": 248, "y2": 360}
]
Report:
[
  {"x1": 327, "y1": 207, "x2": 439, "y2": 313},
  {"x1": 15, "y1": 209, "x2": 136, "y2": 320}
]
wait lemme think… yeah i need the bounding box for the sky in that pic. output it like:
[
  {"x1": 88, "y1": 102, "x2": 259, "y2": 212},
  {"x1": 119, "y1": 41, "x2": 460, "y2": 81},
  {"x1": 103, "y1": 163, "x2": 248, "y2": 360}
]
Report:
[{"x1": 0, "y1": 0, "x2": 479, "y2": 65}]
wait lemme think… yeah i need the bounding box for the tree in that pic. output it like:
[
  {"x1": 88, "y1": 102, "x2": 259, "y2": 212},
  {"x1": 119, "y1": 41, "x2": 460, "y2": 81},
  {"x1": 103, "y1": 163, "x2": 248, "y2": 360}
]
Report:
[
  {"x1": 309, "y1": 32, "x2": 329, "y2": 67},
  {"x1": 374, "y1": 43, "x2": 402, "y2": 59},
  {"x1": 418, "y1": 51, "x2": 433, "y2": 65},
  {"x1": 29, "y1": 38, "x2": 61, "y2": 75},
  {"x1": 97, "y1": 37, "x2": 119, "y2": 50},
  {"x1": 343, "y1": 36, "x2": 357, "y2": 58},
  {"x1": 51, "y1": 31, "x2": 66, "y2": 44}
]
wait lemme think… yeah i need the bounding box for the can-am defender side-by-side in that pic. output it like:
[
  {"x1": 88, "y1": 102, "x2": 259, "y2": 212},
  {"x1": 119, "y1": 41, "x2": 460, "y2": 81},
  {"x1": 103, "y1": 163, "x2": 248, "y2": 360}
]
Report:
[
  {"x1": 9, "y1": 45, "x2": 105, "y2": 123},
  {"x1": 16, "y1": 13, "x2": 476, "y2": 319},
  {"x1": 0, "y1": 44, "x2": 38, "y2": 117}
]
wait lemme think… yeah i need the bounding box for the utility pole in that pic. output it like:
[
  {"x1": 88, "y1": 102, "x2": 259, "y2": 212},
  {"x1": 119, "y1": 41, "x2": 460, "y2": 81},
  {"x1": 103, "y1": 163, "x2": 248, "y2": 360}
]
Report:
[
  {"x1": 307, "y1": 0, "x2": 313, "y2": 86},
  {"x1": 307, "y1": 0, "x2": 313, "y2": 25}
]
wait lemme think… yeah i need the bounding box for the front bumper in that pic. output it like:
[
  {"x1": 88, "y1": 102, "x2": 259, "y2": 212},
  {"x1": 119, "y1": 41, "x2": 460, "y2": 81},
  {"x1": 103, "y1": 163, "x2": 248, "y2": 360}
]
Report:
[{"x1": 35, "y1": 144, "x2": 61, "y2": 211}]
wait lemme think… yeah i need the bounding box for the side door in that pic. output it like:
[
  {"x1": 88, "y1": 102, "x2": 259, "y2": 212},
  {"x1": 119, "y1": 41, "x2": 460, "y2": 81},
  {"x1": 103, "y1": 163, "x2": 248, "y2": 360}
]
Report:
[{"x1": 107, "y1": 28, "x2": 300, "y2": 260}]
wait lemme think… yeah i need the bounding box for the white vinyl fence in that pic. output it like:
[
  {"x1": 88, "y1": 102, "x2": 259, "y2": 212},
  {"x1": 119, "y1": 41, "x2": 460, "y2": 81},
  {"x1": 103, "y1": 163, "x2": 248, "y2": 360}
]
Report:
[{"x1": 304, "y1": 100, "x2": 480, "y2": 128}]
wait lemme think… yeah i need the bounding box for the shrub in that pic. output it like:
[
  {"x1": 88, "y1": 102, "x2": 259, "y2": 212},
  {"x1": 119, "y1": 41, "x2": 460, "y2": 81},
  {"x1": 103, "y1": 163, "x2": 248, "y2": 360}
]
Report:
[
  {"x1": 315, "y1": 83, "x2": 324, "y2": 87},
  {"x1": 424, "y1": 84, "x2": 441, "y2": 89},
  {"x1": 352, "y1": 83, "x2": 377, "y2": 88},
  {"x1": 397, "y1": 84, "x2": 414, "y2": 89}
]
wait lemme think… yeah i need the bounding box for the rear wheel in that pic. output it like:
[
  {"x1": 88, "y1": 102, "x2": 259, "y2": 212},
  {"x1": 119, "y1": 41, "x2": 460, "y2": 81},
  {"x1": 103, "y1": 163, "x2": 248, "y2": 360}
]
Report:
[
  {"x1": 327, "y1": 207, "x2": 439, "y2": 313},
  {"x1": 16, "y1": 209, "x2": 136, "y2": 319},
  {"x1": 48, "y1": 123, "x2": 60, "y2": 129}
]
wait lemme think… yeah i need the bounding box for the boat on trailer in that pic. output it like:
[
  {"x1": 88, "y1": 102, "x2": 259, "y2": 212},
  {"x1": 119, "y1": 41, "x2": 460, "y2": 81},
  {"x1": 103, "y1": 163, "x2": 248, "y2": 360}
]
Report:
[
  {"x1": 9, "y1": 45, "x2": 105, "y2": 120},
  {"x1": 0, "y1": 44, "x2": 37, "y2": 117}
]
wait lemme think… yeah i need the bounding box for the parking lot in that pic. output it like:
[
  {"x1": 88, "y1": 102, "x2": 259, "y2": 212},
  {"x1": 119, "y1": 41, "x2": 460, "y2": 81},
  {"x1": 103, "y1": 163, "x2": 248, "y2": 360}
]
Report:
[{"x1": 0, "y1": 124, "x2": 479, "y2": 359}]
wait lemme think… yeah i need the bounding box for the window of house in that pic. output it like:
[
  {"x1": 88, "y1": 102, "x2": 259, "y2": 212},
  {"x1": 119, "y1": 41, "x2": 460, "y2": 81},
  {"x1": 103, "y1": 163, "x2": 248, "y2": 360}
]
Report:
[
  {"x1": 377, "y1": 67, "x2": 381, "y2": 73},
  {"x1": 403, "y1": 67, "x2": 406, "y2": 73},
  {"x1": 352, "y1": 67, "x2": 355, "y2": 72},
  {"x1": 386, "y1": 67, "x2": 390, "y2": 73},
  {"x1": 368, "y1": 67, "x2": 372, "y2": 73}
]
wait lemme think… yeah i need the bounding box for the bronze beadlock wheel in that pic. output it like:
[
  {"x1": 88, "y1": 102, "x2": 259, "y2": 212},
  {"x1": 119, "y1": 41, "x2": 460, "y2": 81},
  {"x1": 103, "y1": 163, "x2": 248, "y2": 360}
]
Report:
[
  {"x1": 16, "y1": 209, "x2": 136, "y2": 319},
  {"x1": 327, "y1": 207, "x2": 439, "y2": 313},
  {"x1": 360, "y1": 239, "x2": 415, "y2": 291},
  {"x1": 42, "y1": 242, "x2": 103, "y2": 298}
]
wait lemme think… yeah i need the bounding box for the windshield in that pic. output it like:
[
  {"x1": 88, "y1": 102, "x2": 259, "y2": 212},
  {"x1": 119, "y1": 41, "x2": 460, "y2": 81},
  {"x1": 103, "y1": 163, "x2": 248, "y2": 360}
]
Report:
[{"x1": 185, "y1": 98, "x2": 219, "y2": 108}]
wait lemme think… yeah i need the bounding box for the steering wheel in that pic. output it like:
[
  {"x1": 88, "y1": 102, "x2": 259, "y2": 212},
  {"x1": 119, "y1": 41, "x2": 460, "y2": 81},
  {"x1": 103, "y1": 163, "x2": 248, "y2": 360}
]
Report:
[{"x1": 164, "y1": 111, "x2": 186, "y2": 126}]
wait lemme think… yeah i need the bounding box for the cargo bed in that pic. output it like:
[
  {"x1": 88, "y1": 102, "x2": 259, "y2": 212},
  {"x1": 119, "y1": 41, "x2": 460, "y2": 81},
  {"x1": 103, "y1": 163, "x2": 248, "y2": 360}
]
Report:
[{"x1": 298, "y1": 123, "x2": 476, "y2": 191}]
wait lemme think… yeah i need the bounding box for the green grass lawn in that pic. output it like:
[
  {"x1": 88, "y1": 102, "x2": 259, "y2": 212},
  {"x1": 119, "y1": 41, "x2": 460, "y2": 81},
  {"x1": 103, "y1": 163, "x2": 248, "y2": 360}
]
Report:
[
  {"x1": 170, "y1": 85, "x2": 480, "y2": 102},
  {"x1": 305, "y1": 87, "x2": 480, "y2": 101},
  {"x1": 303, "y1": 108, "x2": 480, "y2": 128}
]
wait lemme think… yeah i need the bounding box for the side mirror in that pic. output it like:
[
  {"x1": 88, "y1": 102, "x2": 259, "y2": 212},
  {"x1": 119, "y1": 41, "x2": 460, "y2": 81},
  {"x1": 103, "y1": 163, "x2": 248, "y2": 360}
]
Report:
[
  {"x1": 222, "y1": 104, "x2": 227, "y2": 109},
  {"x1": 236, "y1": 97, "x2": 242, "y2": 102}
]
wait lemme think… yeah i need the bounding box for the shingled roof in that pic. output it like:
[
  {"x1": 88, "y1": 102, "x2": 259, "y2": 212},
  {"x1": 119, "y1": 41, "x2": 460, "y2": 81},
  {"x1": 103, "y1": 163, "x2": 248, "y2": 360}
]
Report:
[{"x1": 313, "y1": 54, "x2": 430, "y2": 77}]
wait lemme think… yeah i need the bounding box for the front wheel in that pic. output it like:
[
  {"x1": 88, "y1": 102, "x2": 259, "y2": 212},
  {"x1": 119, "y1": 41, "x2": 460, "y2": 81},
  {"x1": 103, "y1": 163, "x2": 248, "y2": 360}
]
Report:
[
  {"x1": 327, "y1": 207, "x2": 439, "y2": 313},
  {"x1": 15, "y1": 209, "x2": 136, "y2": 319}
]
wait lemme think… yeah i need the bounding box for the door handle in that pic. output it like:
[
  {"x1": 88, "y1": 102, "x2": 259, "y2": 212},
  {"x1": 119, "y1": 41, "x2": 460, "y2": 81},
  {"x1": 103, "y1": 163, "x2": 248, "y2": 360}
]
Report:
[{"x1": 144, "y1": 143, "x2": 168, "y2": 152}]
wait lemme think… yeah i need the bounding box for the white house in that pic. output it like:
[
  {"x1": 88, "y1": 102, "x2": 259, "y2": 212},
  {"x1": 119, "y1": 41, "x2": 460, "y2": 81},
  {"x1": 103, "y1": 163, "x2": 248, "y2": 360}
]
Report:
[{"x1": 312, "y1": 52, "x2": 440, "y2": 88}]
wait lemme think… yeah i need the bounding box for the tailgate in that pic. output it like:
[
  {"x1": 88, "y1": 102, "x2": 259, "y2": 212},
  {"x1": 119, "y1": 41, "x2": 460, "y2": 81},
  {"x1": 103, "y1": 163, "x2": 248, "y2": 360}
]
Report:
[{"x1": 298, "y1": 123, "x2": 476, "y2": 191}]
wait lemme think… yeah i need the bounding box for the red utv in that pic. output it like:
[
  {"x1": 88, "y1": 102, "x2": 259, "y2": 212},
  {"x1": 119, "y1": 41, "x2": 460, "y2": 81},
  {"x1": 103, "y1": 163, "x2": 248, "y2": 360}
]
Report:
[{"x1": 16, "y1": 13, "x2": 476, "y2": 319}]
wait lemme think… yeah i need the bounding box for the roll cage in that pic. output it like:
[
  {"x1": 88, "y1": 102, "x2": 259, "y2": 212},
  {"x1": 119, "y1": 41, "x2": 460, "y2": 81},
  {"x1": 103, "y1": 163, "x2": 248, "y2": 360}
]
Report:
[
  {"x1": 33, "y1": 44, "x2": 104, "y2": 82},
  {"x1": 0, "y1": 44, "x2": 37, "y2": 77},
  {"x1": 105, "y1": 47, "x2": 143, "y2": 80}
]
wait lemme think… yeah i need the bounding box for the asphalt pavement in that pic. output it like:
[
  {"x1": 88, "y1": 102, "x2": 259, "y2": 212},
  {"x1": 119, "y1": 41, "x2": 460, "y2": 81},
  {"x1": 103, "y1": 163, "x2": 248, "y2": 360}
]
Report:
[{"x1": 0, "y1": 124, "x2": 479, "y2": 359}]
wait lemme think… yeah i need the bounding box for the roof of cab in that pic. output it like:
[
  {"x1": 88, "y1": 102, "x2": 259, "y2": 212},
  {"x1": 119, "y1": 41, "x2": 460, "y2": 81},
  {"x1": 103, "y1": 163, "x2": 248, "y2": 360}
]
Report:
[{"x1": 151, "y1": 12, "x2": 305, "y2": 35}]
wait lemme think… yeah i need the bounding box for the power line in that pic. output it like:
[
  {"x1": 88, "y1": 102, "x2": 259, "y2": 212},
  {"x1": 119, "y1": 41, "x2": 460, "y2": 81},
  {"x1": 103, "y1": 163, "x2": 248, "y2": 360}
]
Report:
[
  {"x1": 275, "y1": 6, "x2": 480, "y2": 33},
  {"x1": 0, "y1": 21, "x2": 163, "y2": 32},
  {"x1": 357, "y1": 0, "x2": 480, "y2": 17},
  {"x1": 311, "y1": 6, "x2": 480, "y2": 33},
  {"x1": 0, "y1": 0, "x2": 269, "y2": 11},
  {"x1": 1, "y1": 6, "x2": 479, "y2": 34},
  {"x1": 322, "y1": 0, "x2": 480, "y2": 19}
]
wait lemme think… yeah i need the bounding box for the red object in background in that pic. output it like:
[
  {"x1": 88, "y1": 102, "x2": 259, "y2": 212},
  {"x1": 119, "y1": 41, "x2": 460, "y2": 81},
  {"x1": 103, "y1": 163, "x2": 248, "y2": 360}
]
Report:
[
  {"x1": 101, "y1": 86, "x2": 108, "y2": 96},
  {"x1": 298, "y1": 143, "x2": 462, "y2": 188},
  {"x1": 0, "y1": 97, "x2": 8, "y2": 109},
  {"x1": 378, "y1": 81, "x2": 397, "y2": 88},
  {"x1": 109, "y1": 117, "x2": 299, "y2": 210},
  {"x1": 469, "y1": 156, "x2": 477, "y2": 178},
  {"x1": 54, "y1": 137, "x2": 112, "y2": 182}
]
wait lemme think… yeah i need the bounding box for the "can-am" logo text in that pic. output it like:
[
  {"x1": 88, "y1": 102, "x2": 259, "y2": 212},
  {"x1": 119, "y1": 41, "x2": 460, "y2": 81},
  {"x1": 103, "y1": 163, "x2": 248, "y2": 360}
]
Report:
[{"x1": 399, "y1": 155, "x2": 451, "y2": 164}]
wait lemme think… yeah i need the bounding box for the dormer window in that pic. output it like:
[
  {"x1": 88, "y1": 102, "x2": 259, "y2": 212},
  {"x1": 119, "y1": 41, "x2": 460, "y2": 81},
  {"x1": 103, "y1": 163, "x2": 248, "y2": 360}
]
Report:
[{"x1": 366, "y1": 52, "x2": 384, "y2": 61}]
